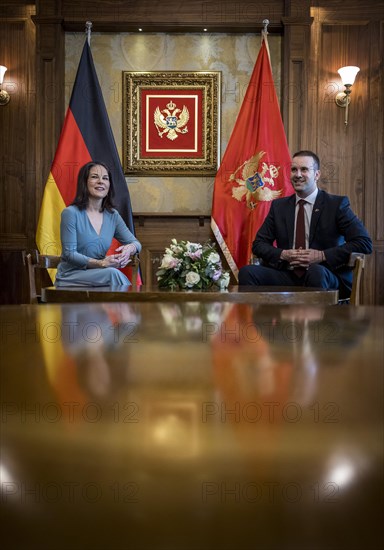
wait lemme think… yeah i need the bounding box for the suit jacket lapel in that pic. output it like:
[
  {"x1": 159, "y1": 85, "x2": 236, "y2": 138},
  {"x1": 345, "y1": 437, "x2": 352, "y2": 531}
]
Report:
[
  {"x1": 309, "y1": 190, "x2": 325, "y2": 246},
  {"x1": 285, "y1": 195, "x2": 296, "y2": 248}
]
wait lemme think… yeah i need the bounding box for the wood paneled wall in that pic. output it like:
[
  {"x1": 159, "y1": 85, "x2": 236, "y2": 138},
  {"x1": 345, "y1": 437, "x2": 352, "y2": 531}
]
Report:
[
  {"x1": 1, "y1": 0, "x2": 383, "y2": 303},
  {"x1": 0, "y1": 3, "x2": 36, "y2": 304},
  {"x1": 282, "y1": 1, "x2": 384, "y2": 304},
  {"x1": 312, "y1": 14, "x2": 383, "y2": 307}
]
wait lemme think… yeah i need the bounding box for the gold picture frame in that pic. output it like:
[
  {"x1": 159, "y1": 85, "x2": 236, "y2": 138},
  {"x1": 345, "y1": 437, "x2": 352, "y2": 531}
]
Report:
[{"x1": 123, "y1": 71, "x2": 221, "y2": 176}]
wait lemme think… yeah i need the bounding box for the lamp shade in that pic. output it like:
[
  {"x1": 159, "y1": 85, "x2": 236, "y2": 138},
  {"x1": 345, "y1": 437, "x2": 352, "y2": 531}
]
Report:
[
  {"x1": 337, "y1": 66, "x2": 360, "y2": 86},
  {"x1": 0, "y1": 65, "x2": 7, "y2": 85}
]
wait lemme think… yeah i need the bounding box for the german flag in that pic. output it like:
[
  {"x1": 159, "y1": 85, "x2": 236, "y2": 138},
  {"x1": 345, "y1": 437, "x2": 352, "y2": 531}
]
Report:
[{"x1": 36, "y1": 39, "x2": 138, "y2": 281}]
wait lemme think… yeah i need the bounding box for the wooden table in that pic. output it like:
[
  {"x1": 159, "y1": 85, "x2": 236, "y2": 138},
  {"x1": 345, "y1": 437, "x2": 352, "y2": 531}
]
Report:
[
  {"x1": 41, "y1": 284, "x2": 339, "y2": 305},
  {"x1": 1, "y1": 302, "x2": 382, "y2": 549}
]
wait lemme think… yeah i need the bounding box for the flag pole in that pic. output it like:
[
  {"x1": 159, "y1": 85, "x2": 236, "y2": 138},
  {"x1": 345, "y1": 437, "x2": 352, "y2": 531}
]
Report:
[
  {"x1": 85, "y1": 21, "x2": 92, "y2": 45},
  {"x1": 262, "y1": 19, "x2": 271, "y2": 60},
  {"x1": 247, "y1": 18, "x2": 270, "y2": 248}
]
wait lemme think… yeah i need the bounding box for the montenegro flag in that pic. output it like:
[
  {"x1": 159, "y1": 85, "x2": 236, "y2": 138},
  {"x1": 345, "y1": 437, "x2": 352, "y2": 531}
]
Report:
[
  {"x1": 36, "y1": 39, "x2": 139, "y2": 281},
  {"x1": 211, "y1": 32, "x2": 293, "y2": 280}
]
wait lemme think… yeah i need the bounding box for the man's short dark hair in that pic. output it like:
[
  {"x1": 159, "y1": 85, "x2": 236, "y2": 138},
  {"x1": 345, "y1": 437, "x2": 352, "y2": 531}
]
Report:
[{"x1": 292, "y1": 150, "x2": 320, "y2": 171}]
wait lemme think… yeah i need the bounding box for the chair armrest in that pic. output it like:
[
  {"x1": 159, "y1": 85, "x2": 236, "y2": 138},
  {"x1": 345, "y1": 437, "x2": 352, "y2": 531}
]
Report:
[
  {"x1": 129, "y1": 254, "x2": 140, "y2": 286},
  {"x1": 347, "y1": 252, "x2": 365, "y2": 268},
  {"x1": 38, "y1": 254, "x2": 61, "y2": 269},
  {"x1": 349, "y1": 253, "x2": 365, "y2": 305}
]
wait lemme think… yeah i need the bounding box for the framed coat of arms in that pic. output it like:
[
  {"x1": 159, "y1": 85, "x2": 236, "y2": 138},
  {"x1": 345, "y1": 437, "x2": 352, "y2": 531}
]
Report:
[{"x1": 123, "y1": 71, "x2": 221, "y2": 176}]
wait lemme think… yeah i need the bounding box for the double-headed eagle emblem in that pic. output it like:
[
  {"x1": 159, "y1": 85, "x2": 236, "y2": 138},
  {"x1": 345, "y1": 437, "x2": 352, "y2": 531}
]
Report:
[
  {"x1": 230, "y1": 151, "x2": 282, "y2": 209},
  {"x1": 154, "y1": 100, "x2": 189, "y2": 141}
]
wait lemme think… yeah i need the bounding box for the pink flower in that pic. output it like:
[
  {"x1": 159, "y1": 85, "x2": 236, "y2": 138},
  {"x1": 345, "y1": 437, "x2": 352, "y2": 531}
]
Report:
[
  {"x1": 185, "y1": 242, "x2": 202, "y2": 260},
  {"x1": 186, "y1": 250, "x2": 202, "y2": 260},
  {"x1": 160, "y1": 254, "x2": 180, "y2": 269}
]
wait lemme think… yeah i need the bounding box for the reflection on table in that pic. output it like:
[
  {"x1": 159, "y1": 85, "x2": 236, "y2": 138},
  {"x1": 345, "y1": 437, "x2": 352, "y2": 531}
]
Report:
[{"x1": 1, "y1": 302, "x2": 382, "y2": 549}]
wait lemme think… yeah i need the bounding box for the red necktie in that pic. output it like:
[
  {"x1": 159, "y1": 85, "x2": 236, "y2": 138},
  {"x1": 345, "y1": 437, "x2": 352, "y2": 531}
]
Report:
[{"x1": 294, "y1": 199, "x2": 306, "y2": 276}]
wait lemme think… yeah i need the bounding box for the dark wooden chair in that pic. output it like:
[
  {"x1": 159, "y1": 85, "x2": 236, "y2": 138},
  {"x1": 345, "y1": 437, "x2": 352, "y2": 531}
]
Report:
[
  {"x1": 128, "y1": 254, "x2": 140, "y2": 286},
  {"x1": 22, "y1": 250, "x2": 140, "y2": 304},
  {"x1": 22, "y1": 250, "x2": 61, "y2": 304},
  {"x1": 347, "y1": 252, "x2": 365, "y2": 306}
]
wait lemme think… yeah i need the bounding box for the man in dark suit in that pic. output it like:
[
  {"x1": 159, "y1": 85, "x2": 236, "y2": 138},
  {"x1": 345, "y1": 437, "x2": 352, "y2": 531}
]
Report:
[{"x1": 238, "y1": 150, "x2": 373, "y2": 299}]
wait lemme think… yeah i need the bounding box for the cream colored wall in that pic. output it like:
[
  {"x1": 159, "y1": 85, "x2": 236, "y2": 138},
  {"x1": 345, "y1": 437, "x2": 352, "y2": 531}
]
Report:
[{"x1": 65, "y1": 33, "x2": 281, "y2": 214}]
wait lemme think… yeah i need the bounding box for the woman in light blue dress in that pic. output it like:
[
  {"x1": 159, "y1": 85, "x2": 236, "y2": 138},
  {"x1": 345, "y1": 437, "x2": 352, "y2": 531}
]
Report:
[{"x1": 55, "y1": 161, "x2": 141, "y2": 287}]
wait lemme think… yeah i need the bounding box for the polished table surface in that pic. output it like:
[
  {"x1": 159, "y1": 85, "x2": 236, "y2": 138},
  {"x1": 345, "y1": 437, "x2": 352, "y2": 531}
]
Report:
[
  {"x1": 1, "y1": 302, "x2": 382, "y2": 549},
  {"x1": 42, "y1": 284, "x2": 339, "y2": 305}
]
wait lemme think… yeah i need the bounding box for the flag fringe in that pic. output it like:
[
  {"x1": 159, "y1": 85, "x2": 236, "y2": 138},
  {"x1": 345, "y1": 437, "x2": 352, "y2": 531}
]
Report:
[{"x1": 211, "y1": 218, "x2": 239, "y2": 281}]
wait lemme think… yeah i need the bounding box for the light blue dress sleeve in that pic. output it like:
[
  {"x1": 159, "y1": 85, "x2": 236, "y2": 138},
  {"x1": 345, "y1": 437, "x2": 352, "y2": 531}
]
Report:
[
  {"x1": 113, "y1": 210, "x2": 142, "y2": 253},
  {"x1": 60, "y1": 207, "x2": 91, "y2": 268}
]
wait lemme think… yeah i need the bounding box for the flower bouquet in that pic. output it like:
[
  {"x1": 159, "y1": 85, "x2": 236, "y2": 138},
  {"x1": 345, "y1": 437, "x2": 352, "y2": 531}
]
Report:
[{"x1": 156, "y1": 239, "x2": 230, "y2": 291}]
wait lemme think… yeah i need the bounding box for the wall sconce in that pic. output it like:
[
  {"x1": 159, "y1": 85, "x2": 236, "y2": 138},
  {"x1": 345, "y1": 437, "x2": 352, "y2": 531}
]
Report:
[
  {"x1": 335, "y1": 66, "x2": 360, "y2": 127},
  {"x1": 0, "y1": 65, "x2": 10, "y2": 106}
]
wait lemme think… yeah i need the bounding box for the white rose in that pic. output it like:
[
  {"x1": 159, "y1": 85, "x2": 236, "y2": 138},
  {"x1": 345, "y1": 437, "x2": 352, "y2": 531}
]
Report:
[
  {"x1": 207, "y1": 252, "x2": 220, "y2": 264},
  {"x1": 185, "y1": 271, "x2": 201, "y2": 287},
  {"x1": 218, "y1": 272, "x2": 230, "y2": 289}
]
